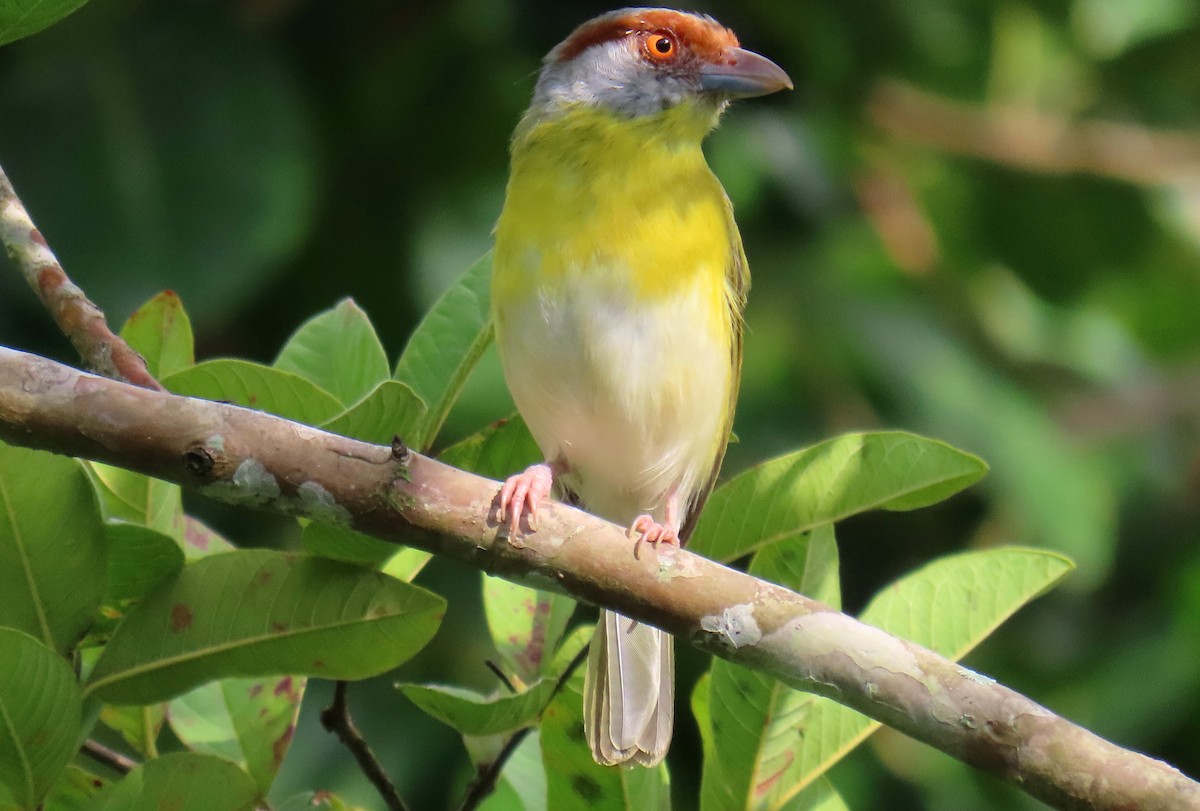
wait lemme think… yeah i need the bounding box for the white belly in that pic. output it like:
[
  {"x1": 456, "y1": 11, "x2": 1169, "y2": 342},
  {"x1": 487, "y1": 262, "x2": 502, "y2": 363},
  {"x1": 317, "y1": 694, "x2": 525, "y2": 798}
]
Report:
[{"x1": 496, "y1": 266, "x2": 731, "y2": 524}]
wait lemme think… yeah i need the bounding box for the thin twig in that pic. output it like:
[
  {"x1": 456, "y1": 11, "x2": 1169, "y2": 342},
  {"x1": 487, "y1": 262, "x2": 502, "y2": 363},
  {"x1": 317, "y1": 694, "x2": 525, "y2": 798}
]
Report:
[
  {"x1": 484, "y1": 659, "x2": 517, "y2": 694},
  {"x1": 457, "y1": 642, "x2": 591, "y2": 811},
  {"x1": 319, "y1": 681, "x2": 409, "y2": 811},
  {"x1": 0, "y1": 161, "x2": 162, "y2": 391},
  {"x1": 81, "y1": 740, "x2": 137, "y2": 775}
]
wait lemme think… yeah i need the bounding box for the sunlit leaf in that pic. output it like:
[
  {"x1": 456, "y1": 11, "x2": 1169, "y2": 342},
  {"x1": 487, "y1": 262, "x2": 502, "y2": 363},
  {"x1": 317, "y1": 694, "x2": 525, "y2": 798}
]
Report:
[
  {"x1": 484, "y1": 576, "x2": 574, "y2": 685},
  {"x1": 0, "y1": 628, "x2": 82, "y2": 809},
  {"x1": 180, "y1": 516, "x2": 236, "y2": 560},
  {"x1": 394, "y1": 252, "x2": 493, "y2": 450},
  {"x1": 0, "y1": 442, "x2": 105, "y2": 653},
  {"x1": 167, "y1": 675, "x2": 304, "y2": 793},
  {"x1": 727, "y1": 547, "x2": 1074, "y2": 806},
  {"x1": 381, "y1": 547, "x2": 433, "y2": 583},
  {"x1": 275, "y1": 299, "x2": 390, "y2": 408},
  {"x1": 85, "y1": 550, "x2": 445, "y2": 704},
  {"x1": 88, "y1": 464, "x2": 182, "y2": 541},
  {"x1": 690, "y1": 432, "x2": 987, "y2": 562},
  {"x1": 119, "y1": 290, "x2": 194, "y2": 379},
  {"x1": 163, "y1": 360, "x2": 343, "y2": 425}
]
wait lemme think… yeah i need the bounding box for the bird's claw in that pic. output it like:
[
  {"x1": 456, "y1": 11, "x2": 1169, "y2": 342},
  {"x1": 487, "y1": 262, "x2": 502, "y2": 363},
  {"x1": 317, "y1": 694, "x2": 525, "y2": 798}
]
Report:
[
  {"x1": 630, "y1": 514, "x2": 679, "y2": 560},
  {"x1": 497, "y1": 463, "x2": 554, "y2": 536}
]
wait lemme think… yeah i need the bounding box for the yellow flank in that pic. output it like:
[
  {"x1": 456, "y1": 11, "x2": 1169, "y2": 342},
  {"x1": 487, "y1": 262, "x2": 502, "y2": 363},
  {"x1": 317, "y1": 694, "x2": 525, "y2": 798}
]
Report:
[{"x1": 494, "y1": 102, "x2": 733, "y2": 331}]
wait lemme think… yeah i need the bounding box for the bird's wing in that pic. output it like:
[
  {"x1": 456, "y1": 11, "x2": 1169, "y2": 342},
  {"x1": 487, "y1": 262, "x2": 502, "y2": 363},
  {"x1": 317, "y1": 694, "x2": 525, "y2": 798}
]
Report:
[{"x1": 679, "y1": 194, "x2": 748, "y2": 544}]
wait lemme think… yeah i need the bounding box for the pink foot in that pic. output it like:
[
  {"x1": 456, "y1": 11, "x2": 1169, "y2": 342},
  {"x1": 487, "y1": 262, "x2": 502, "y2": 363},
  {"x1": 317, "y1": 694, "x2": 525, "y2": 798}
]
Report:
[
  {"x1": 497, "y1": 463, "x2": 555, "y2": 535},
  {"x1": 630, "y1": 514, "x2": 680, "y2": 559}
]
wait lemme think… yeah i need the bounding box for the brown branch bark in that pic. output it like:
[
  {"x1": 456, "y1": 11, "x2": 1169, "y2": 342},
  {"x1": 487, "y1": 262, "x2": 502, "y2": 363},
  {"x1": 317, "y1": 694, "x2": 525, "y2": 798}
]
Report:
[
  {"x1": 0, "y1": 348, "x2": 1195, "y2": 810},
  {"x1": 868, "y1": 79, "x2": 1200, "y2": 185},
  {"x1": 0, "y1": 164, "x2": 162, "y2": 391}
]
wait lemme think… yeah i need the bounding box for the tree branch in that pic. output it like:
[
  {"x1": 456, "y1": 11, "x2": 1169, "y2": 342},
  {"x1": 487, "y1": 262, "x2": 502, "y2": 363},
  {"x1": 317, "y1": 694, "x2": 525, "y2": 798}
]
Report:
[
  {"x1": 0, "y1": 347, "x2": 1196, "y2": 811},
  {"x1": 868, "y1": 79, "x2": 1200, "y2": 185},
  {"x1": 0, "y1": 164, "x2": 162, "y2": 391},
  {"x1": 319, "y1": 681, "x2": 409, "y2": 811}
]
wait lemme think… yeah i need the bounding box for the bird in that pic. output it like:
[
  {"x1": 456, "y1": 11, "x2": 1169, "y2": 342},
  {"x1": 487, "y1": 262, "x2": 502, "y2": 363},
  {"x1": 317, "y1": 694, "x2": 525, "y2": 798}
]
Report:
[{"x1": 491, "y1": 7, "x2": 791, "y2": 767}]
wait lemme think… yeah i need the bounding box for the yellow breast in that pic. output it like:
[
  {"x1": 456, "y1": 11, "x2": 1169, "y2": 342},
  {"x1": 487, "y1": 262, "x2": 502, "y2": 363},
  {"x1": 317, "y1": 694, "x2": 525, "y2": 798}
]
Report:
[{"x1": 492, "y1": 103, "x2": 739, "y2": 520}]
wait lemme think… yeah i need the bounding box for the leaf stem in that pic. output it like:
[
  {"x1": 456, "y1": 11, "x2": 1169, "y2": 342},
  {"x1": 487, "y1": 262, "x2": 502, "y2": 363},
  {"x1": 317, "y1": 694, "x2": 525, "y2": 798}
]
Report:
[{"x1": 81, "y1": 739, "x2": 137, "y2": 775}]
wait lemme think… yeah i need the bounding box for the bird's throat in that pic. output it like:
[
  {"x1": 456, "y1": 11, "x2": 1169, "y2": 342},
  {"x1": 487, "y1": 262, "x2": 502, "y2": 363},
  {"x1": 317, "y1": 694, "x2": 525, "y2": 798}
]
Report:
[{"x1": 497, "y1": 104, "x2": 730, "y2": 304}]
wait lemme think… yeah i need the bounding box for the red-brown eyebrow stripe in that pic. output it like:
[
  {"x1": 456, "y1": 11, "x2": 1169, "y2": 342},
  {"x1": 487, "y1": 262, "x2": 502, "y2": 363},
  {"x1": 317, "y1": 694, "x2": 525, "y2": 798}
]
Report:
[{"x1": 550, "y1": 8, "x2": 740, "y2": 63}]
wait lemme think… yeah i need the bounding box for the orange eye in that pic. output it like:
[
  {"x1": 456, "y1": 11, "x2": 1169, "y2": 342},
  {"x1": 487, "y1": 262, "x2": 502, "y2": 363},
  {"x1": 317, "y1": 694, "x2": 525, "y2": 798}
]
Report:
[{"x1": 646, "y1": 33, "x2": 676, "y2": 60}]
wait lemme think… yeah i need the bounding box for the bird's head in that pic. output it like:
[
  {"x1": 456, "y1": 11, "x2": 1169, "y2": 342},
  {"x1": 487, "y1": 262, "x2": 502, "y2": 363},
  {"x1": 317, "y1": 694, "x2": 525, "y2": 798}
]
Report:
[{"x1": 529, "y1": 8, "x2": 792, "y2": 124}]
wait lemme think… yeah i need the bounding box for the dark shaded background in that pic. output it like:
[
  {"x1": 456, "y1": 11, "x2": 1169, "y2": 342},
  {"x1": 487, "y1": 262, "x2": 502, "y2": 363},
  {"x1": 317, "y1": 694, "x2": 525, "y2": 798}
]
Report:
[{"x1": 2, "y1": 0, "x2": 1199, "y2": 808}]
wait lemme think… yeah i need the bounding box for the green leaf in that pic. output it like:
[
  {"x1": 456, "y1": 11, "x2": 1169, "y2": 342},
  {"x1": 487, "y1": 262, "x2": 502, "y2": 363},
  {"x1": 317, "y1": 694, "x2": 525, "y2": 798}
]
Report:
[
  {"x1": 690, "y1": 432, "x2": 988, "y2": 563},
  {"x1": 0, "y1": 628, "x2": 82, "y2": 809},
  {"x1": 859, "y1": 547, "x2": 1074, "y2": 652},
  {"x1": 41, "y1": 765, "x2": 109, "y2": 811},
  {"x1": 119, "y1": 291, "x2": 195, "y2": 380},
  {"x1": 698, "y1": 527, "x2": 840, "y2": 811},
  {"x1": 725, "y1": 547, "x2": 1073, "y2": 806},
  {"x1": 321, "y1": 380, "x2": 427, "y2": 446},
  {"x1": 398, "y1": 679, "x2": 557, "y2": 736},
  {"x1": 163, "y1": 360, "x2": 344, "y2": 425},
  {"x1": 484, "y1": 576, "x2": 574, "y2": 685},
  {"x1": 88, "y1": 464, "x2": 182, "y2": 541},
  {"x1": 541, "y1": 670, "x2": 670, "y2": 811},
  {"x1": 439, "y1": 415, "x2": 541, "y2": 481},
  {"x1": 0, "y1": 442, "x2": 106, "y2": 653},
  {"x1": 180, "y1": 517, "x2": 236, "y2": 561},
  {"x1": 300, "y1": 522, "x2": 396, "y2": 568},
  {"x1": 275, "y1": 299, "x2": 390, "y2": 408},
  {"x1": 0, "y1": 0, "x2": 87, "y2": 46},
  {"x1": 102, "y1": 524, "x2": 185, "y2": 614},
  {"x1": 97, "y1": 704, "x2": 163, "y2": 757},
  {"x1": 167, "y1": 675, "x2": 304, "y2": 793},
  {"x1": 394, "y1": 252, "x2": 493, "y2": 450},
  {"x1": 85, "y1": 550, "x2": 445, "y2": 705},
  {"x1": 381, "y1": 547, "x2": 433, "y2": 583},
  {"x1": 91, "y1": 753, "x2": 258, "y2": 811},
  {"x1": 300, "y1": 523, "x2": 431, "y2": 581}
]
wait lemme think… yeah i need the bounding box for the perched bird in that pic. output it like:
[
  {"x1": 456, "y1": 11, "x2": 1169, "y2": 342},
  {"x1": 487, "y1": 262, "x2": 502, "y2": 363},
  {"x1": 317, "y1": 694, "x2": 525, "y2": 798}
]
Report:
[{"x1": 492, "y1": 8, "x2": 791, "y2": 766}]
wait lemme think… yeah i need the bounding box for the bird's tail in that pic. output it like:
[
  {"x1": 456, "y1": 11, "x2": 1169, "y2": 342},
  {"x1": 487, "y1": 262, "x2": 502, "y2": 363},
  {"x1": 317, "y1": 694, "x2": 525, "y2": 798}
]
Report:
[{"x1": 584, "y1": 608, "x2": 674, "y2": 766}]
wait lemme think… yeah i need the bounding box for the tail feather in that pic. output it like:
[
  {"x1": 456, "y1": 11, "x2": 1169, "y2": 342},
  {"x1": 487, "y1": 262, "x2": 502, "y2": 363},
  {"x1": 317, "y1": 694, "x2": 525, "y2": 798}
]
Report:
[{"x1": 584, "y1": 608, "x2": 674, "y2": 766}]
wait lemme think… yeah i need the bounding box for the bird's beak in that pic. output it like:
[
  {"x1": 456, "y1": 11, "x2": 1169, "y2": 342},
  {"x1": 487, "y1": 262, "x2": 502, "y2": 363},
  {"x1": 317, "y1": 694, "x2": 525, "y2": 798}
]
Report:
[{"x1": 699, "y1": 47, "x2": 793, "y2": 98}]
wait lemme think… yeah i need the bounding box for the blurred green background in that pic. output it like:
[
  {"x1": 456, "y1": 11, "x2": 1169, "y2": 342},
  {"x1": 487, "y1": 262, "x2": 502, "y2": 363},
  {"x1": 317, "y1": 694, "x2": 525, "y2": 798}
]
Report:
[{"x1": 2, "y1": 0, "x2": 1199, "y2": 808}]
